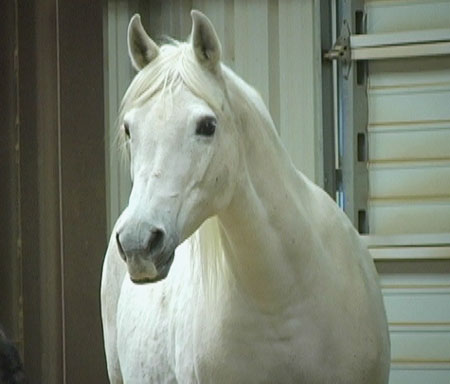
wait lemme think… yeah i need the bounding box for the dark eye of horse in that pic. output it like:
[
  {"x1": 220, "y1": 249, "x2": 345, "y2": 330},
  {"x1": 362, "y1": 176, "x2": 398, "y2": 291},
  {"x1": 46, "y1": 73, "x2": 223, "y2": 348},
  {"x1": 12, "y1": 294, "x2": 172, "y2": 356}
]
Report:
[
  {"x1": 124, "y1": 123, "x2": 130, "y2": 138},
  {"x1": 196, "y1": 117, "x2": 216, "y2": 137}
]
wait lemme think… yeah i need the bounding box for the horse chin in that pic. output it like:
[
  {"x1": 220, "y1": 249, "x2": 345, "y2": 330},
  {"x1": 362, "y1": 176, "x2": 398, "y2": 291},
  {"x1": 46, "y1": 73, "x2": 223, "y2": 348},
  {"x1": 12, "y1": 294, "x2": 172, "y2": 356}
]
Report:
[{"x1": 129, "y1": 251, "x2": 175, "y2": 284}]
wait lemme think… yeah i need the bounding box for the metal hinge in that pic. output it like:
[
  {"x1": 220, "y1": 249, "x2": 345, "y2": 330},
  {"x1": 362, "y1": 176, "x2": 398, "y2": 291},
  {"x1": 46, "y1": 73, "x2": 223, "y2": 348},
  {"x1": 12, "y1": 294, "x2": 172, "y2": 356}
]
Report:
[
  {"x1": 323, "y1": 19, "x2": 352, "y2": 78},
  {"x1": 324, "y1": 20, "x2": 351, "y2": 63}
]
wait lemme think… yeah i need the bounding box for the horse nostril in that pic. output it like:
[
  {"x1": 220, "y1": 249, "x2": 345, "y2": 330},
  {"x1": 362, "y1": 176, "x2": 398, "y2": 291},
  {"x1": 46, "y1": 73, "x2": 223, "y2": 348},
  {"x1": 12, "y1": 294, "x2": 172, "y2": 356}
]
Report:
[
  {"x1": 147, "y1": 228, "x2": 165, "y2": 254},
  {"x1": 116, "y1": 226, "x2": 165, "y2": 261},
  {"x1": 116, "y1": 232, "x2": 127, "y2": 261}
]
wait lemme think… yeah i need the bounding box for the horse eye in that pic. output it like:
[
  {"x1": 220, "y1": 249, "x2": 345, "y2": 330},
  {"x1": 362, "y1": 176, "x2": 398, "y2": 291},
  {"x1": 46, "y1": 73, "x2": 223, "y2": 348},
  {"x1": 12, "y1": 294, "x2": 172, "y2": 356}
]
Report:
[
  {"x1": 196, "y1": 117, "x2": 216, "y2": 137},
  {"x1": 123, "y1": 123, "x2": 130, "y2": 138}
]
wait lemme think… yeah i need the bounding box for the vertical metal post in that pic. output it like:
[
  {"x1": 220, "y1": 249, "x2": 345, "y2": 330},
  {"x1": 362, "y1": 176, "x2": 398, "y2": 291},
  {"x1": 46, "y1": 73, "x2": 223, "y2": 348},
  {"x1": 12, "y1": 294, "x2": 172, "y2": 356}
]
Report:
[
  {"x1": 320, "y1": 0, "x2": 337, "y2": 198},
  {"x1": 337, "y1": 0, "x2": 369, "y2": 233}
]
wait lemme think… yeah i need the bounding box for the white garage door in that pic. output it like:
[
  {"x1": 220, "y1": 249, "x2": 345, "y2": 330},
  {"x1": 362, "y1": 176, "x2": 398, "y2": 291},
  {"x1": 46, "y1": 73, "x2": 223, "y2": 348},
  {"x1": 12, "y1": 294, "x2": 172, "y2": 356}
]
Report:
[{"x1": 361, "y1": 1, "x2": 450, "y2": 383}]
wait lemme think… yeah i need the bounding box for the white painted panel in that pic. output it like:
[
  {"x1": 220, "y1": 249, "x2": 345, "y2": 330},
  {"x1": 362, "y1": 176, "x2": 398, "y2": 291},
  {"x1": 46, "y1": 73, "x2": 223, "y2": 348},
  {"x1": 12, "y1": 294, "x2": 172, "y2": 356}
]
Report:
[
  {"x1": 234, "y1": 0, "x2": 270, "y2": 106},
  {"x1": 369, "y1": 57, "x2": 450, "y2": 88},
  {"x1": 369, "y1": 162, "x2": 450, "y2": 199},
  {"x1": 389, "y1": 368, "x2": 450, "y2": 384},
  {"x1": 368, "y1": 88, "x2": 450, "y2": 124},
  {"x1": 116, "y1": 5, "x2": 134, "y2": 216},
  {"x1": 368, "y1": 127, "x2": 450, "y2": 162},
  {"x1": 379, "y1": 273, "x2": 450, "y2": 288},
  {"x1": 366, "y1": 0, "x2": 450, "y2": 34},
  {"x1": 278, "y1": 1, "x2": 322, "y2": 182},
  {"x1": 391, "y1": 330, "x2": 450, "y2": 361},
  {"x1": 351, "y1": 28, "x2": 450, "y2": 48},
  {"x1": 371, "y1": 246, "x2": 450, "y2": 261},
  {"x1": 352, "y1": 41, "x2": 450, "y2": 61},
  {"x1": 105, "y1": 1, "x2": 133, "y2": 232},
  {"x1": 382, "y1": 288, "x2": 450, "y2": 324},
  {"x1": 192, "y1": 0, "x2": 234, "y2": 67},
  {"x1": 369, "y1": 201, "x2": 450, "y2": 234}
]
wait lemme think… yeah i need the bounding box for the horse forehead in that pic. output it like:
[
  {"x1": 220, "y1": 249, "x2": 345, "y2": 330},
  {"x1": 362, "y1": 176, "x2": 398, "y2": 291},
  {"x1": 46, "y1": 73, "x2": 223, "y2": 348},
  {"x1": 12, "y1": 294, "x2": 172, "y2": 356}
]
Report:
[{"x1": 135, "y1": 91, "x2": 212, "y2": 128}]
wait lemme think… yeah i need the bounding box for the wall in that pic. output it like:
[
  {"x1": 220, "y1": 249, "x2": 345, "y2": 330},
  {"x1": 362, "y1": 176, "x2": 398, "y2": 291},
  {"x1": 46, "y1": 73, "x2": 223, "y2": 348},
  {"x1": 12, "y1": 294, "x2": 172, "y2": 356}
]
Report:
[{"x1": 1, "y1": 1, "x2": 109, "y2": 383}]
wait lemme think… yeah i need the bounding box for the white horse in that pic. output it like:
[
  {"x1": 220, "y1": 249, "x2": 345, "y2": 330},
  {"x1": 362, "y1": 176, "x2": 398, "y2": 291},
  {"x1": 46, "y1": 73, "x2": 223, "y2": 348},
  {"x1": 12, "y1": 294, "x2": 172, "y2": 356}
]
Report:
[{"x1": 101, "y1": 10, "x2": 390, "y2": 384}]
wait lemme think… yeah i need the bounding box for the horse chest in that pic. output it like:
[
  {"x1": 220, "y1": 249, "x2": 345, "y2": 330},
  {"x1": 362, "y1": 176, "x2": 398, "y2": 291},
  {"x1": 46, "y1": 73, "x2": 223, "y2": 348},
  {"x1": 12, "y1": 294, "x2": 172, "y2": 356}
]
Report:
[
  {"x1": 117, "y1": 280, "x2": 309, "y2": 383},
  {"x1": 189, "y1": 297, "x2": 319, "y2": 383}
]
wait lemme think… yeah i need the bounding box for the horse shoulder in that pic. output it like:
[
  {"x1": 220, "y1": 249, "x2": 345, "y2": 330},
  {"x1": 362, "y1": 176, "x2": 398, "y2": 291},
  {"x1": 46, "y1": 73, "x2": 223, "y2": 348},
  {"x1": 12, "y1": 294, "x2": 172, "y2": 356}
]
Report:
[{"x1": 296, "y1": 177, "x2": 390, "y2": 382}]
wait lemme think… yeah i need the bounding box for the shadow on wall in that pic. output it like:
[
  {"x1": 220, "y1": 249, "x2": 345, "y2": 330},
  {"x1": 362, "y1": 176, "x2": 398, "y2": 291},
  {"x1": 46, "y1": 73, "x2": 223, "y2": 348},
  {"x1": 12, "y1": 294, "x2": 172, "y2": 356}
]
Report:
[{"x1": 0, "y1": 327, "x2": 26, "y2": 384}]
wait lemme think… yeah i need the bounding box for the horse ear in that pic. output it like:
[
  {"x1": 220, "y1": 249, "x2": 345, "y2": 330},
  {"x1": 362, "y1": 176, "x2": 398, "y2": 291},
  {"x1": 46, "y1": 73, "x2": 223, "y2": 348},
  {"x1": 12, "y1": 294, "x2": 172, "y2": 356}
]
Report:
[
  {"x1": 190, "y1": 10, "x2": 222, "y2": 71},
  {"x1": 127, "y1": 14, "x2": 159, "y2": 71}
]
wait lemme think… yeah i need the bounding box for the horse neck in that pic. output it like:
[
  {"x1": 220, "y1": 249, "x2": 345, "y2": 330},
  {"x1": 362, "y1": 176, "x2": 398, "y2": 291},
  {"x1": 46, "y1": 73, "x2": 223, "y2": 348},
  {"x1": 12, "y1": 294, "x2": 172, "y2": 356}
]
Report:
[{"x1": 215, "y1": 72, "x2": 319, "y2": 312}]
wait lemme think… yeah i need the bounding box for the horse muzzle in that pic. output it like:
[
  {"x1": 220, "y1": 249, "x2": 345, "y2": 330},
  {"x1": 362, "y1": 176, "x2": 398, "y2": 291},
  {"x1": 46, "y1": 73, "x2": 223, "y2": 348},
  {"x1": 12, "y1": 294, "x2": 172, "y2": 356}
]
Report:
[{"x1": 115, "y1": 224, "x2": 178, "y2": 284}]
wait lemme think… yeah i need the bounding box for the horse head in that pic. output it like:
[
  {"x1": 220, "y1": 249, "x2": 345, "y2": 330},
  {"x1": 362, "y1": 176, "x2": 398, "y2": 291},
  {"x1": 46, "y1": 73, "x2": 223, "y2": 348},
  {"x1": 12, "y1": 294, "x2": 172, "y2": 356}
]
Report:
[{"x1": 115, "y1": 11, "x2": 240, "y2": 283}]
